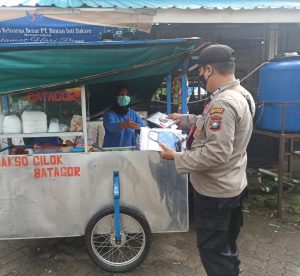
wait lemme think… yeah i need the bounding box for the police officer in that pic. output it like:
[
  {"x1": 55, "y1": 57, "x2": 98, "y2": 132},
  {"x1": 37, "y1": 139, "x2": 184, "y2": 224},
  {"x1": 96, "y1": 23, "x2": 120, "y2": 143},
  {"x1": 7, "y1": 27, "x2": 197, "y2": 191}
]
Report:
[{"x1": 159, "y1": 44, "x2": 255, "y2": 276}]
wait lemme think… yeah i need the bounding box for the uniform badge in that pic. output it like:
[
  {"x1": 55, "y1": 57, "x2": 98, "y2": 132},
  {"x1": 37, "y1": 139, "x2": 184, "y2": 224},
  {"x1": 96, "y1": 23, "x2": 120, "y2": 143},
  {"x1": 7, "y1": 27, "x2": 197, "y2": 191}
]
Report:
[
  {"x1": 209, "y1": 116, "x2": 222, "y2": 131},
  {"x1": 210, "y1": 107, "x2": 225, "y2": 115}
]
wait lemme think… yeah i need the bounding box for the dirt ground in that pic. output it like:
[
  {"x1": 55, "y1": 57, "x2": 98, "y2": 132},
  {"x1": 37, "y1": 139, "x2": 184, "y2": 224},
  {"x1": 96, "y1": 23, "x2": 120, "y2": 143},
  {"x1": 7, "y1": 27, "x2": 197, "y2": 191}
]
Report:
[{"x1": 0, "y1": 209, "x2": 300, "y2": 276}]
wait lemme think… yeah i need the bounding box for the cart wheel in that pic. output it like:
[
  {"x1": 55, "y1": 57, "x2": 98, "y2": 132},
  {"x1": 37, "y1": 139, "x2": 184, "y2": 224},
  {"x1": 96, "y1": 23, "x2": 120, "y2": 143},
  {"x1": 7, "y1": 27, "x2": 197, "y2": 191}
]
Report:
[{"x1": 85, "y1": 207, "x2": 151, "y2": 273}]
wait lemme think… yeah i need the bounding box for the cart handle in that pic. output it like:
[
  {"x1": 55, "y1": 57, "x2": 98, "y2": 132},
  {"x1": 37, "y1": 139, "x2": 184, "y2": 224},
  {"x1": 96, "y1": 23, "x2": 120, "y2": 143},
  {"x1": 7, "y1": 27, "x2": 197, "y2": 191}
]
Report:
[{"x1": 113, "y1": 171, "x2": 121, "y2": 241}]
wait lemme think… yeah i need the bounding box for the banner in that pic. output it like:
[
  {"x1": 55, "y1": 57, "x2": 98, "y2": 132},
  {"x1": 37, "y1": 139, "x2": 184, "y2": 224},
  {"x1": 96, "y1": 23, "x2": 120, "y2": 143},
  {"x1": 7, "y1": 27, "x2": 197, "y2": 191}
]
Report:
[{"x1": 0, "y1": 11, "x2": 150, "y2": 43}]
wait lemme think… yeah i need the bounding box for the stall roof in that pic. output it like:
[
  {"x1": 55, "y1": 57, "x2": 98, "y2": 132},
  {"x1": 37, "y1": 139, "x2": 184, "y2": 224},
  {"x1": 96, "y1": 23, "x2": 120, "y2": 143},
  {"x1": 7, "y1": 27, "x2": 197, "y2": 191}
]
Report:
[
  {"x1": 0, "y1": 38, "x2": 198, "y2": 94},
  {"x1": 0, "y1": 38, "x2": 199, "y2": 114},
  {"x1": 1, "y1": 0, "x2": 300, "y2": 9}
]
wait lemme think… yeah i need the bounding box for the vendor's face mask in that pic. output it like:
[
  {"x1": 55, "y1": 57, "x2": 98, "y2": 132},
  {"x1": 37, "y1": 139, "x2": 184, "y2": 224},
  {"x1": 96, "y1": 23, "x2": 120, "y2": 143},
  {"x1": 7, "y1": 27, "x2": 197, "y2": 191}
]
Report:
[{"x1": 117, "y1": 96, "x2": 131, "y2": 106}]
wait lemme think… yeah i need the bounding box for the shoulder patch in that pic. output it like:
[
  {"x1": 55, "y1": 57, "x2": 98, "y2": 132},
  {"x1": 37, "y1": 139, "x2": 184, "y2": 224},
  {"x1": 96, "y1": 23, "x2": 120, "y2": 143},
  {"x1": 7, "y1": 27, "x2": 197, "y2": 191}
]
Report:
[
  {"x1": 209, "y1": 116, "x2": 222, "y2": 131},
  {"x1": 210, "y1": 107, "x2": 224, "y2": 115}
]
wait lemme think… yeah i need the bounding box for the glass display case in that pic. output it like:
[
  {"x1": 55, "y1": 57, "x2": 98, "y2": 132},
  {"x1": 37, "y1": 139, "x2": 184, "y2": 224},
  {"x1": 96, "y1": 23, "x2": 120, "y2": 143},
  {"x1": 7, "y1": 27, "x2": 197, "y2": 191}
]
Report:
[{"x1": 0, "y1": 86, "x2": 88, "y2": 154}]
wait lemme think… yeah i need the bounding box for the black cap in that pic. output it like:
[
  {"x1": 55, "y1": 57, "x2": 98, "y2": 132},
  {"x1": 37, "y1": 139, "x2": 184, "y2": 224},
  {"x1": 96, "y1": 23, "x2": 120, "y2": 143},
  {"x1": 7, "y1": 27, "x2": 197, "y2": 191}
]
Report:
[{"x1": 198, "y1": 44, "x2": 235, "y2": 65}]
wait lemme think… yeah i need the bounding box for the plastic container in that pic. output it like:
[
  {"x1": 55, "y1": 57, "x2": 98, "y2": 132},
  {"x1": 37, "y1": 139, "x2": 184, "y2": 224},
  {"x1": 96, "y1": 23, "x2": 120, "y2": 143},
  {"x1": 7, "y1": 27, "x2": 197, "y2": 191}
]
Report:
[
  {"x1": 22, "y1": 111, "x2": 47, "y2": 133},
  {"x1": 2, "y1": 115, "x2": 22, "y2": 134},
  {"x1": 256, "y1": 56, "x2": 300, "y2": 132}
]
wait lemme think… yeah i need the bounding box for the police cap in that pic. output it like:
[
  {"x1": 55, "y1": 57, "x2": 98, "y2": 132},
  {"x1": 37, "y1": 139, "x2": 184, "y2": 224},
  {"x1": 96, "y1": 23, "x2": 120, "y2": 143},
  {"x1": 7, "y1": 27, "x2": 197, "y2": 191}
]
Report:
[{"x1": 198, "y1": 44, "x2": 235, "y2": 65}]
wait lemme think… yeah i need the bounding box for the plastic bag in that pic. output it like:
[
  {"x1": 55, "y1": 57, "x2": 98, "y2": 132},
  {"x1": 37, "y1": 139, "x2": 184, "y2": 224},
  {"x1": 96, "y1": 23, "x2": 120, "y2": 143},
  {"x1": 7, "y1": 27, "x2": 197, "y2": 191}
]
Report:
[
  {"x1": 70, "y1": 115, "x2": 83, "y2": 132},
  {"x1": 48, "y1": 118, "x2": 60, "y2": 132}
]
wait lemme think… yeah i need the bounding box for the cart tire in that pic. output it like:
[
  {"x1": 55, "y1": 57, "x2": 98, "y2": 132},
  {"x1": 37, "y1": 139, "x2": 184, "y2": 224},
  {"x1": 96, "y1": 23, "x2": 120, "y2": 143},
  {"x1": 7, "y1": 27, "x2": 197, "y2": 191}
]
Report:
[{"x1": 85, "y1": 207, "x2": 151, "y2": 273}]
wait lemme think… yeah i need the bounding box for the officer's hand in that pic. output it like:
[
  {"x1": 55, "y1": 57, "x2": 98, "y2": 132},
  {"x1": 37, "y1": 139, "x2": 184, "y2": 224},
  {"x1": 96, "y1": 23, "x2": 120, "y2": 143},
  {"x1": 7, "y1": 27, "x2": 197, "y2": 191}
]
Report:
[
  {"x1": 167, "y1": 113, "x2": 181, "y2": 121},
  {"x1": 159, "y1": 143, "x2": 176, "y2": 160},
  {"x1": 119, "y1": 119, "x2": 140, "y2": 129}
]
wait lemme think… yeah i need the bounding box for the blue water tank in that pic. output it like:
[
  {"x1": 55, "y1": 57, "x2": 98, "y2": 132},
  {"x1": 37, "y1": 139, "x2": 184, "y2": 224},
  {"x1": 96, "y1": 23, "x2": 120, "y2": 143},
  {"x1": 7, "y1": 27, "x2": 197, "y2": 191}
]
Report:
[{"x1": 256, "y1": 56, "x2": 300, "y2": 132}]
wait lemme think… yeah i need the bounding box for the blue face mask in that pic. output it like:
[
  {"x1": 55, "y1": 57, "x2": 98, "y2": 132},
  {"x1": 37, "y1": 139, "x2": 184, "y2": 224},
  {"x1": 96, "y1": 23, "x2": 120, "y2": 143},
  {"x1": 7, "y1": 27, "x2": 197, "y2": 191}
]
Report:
[{"x1": 117, "y1": 96, "x2": 131, "y2": 106}]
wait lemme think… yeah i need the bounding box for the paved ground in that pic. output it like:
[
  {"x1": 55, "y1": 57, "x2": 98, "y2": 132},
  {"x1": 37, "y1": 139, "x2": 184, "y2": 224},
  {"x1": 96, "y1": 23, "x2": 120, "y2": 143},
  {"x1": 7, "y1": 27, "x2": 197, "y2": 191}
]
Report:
[{"x1": 0, "y1": 212, "x2": 300, "y2": 276}]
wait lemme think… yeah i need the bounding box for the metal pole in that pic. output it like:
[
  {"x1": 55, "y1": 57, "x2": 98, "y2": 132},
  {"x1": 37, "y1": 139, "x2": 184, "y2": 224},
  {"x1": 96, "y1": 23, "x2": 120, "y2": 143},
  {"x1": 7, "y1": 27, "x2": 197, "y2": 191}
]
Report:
[
  {"x1": 1, "y1": 95, "x2": 12, "y2": 154},
  {"x1": 166, "y1": 74, "x2": 172, "y2": 114},
  {"x1": 81, "y1": 85, "x2": 88, "y2": 153},
  {"x1": 278, "y1": 133, "x2": 285, "y2": 218},
  {"x1": 1, "y1": 95, "x2": 9, "y2": 114},
  {"x1": 277, "y1": 102, "x2": 286, "y2": 218},
  {"x1": 289, "y1": 139, "x2": 294, "y2": 179},
  {"x1": 181, "y1": 58, "x2": 189, "y2": 114},
  {"x1": 280, "y1": 103, "x2": 286, "y2": 134}
]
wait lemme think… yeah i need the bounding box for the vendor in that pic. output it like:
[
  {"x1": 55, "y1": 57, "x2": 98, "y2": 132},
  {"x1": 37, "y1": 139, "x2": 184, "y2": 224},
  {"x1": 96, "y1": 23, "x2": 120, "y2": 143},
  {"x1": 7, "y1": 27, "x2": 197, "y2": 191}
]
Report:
[{"x1": 102, "y1": 86, "x2": 144, "y2": 148}]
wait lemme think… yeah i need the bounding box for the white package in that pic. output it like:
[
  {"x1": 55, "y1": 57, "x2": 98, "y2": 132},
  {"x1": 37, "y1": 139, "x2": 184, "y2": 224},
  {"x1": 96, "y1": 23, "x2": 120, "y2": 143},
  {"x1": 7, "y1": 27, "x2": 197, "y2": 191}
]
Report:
[
  {"x1": 146, "y1": 112, "x2": 177, "y2": 128},
  {"x1": 140, "y1": 127, "x2": 184, "y2": 152}
]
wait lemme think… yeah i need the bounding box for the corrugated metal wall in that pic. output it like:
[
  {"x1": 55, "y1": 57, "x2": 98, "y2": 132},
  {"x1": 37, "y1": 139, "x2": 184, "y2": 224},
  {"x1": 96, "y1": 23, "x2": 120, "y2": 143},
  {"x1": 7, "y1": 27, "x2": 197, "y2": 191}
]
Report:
[
  {"x1": 151, "y1": 23, "x2": 300, "y2": 98},
  {"x1": 278, "y1": 24, "x2": 300, "y2": 53}
]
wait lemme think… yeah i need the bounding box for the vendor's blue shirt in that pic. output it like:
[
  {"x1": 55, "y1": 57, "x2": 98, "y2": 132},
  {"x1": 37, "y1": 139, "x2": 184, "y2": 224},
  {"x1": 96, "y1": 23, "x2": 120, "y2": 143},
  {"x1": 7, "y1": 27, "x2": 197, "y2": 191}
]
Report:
[{"x1": 103, "y1": 109, "x2": 144, "y2": 148}]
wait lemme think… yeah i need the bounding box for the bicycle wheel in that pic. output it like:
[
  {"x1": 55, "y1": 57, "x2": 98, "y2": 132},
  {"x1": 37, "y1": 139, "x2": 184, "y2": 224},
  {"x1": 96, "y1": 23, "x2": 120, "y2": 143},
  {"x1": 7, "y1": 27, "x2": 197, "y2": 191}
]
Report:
[{"x1": 85, "y1": 207, "x2": 151, "y2": 272}]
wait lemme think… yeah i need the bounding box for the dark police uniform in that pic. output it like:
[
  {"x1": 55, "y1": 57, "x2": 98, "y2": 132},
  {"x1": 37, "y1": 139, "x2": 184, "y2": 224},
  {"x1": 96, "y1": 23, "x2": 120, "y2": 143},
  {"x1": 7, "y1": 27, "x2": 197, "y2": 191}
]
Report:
[{"x1": 175, "y1": 80, "x2": 255, "y2": 275}]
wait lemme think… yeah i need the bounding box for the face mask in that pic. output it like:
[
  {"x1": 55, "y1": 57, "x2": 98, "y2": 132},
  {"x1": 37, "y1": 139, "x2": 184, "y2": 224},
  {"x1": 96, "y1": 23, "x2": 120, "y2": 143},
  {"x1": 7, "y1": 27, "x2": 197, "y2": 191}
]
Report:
[
  {"x1": 117, "y1": 96, "x2": 131, "y2": 106},
  {"x1": 199, "y1": 74, "x2": 207, "y2": 91},
  {"x1": 199, "y1": 66, "x2": 214, "y2": 93}
]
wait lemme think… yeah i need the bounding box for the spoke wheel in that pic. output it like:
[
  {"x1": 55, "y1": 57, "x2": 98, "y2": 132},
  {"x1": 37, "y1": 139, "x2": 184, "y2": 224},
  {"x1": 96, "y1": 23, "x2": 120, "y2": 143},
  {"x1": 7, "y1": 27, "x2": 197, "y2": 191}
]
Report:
[{"x1": 85, "y1": 207, "x2": 151, "y2": 272}]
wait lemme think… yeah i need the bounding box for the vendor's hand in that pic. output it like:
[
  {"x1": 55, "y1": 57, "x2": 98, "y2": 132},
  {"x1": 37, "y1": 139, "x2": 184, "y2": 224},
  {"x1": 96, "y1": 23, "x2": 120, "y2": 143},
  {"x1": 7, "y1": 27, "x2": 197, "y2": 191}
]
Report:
[
  {"x1": 159, "y1": 142, "x2": 176, "y2": 160},
  {"x1": 119, "y1": 119, "x2": 140, "y2": 129},
  {"x1": 65, "y1": 140, "x2": 74, "y2": 147},
  {"x1": 167, "y1": 113, "x2": 182, "y2": 121}
]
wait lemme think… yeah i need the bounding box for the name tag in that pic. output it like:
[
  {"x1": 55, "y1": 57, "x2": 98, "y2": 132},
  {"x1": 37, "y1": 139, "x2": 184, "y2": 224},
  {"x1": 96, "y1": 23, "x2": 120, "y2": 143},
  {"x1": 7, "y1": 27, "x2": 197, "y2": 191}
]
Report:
[{"x1": 210, "y1": 107, "x2": 225, "y2": 115}]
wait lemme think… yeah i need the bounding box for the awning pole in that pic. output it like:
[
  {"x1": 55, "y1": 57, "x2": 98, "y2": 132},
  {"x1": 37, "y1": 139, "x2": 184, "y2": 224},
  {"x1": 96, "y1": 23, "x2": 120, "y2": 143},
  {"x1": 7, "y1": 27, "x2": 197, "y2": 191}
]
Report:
[
  {"x1": 181, "y1": 58, "x2": 189, "y2": 114},
  {"x1": 81, "y1": 85, "x2": 88, "y2": 153},
  {"x1": 1, "y1": 95, "x2": 12, "y2": 154},
  {"x1": 166, "y1": 74, "x2": 172, "y2": 114}
]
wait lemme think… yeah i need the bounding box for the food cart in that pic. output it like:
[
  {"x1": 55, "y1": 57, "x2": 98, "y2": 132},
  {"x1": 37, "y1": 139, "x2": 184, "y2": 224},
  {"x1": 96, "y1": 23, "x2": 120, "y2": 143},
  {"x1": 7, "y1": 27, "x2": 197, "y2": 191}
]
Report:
[{"x1": 0, "y1": 38, "x2": 199, "y2": 272}]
